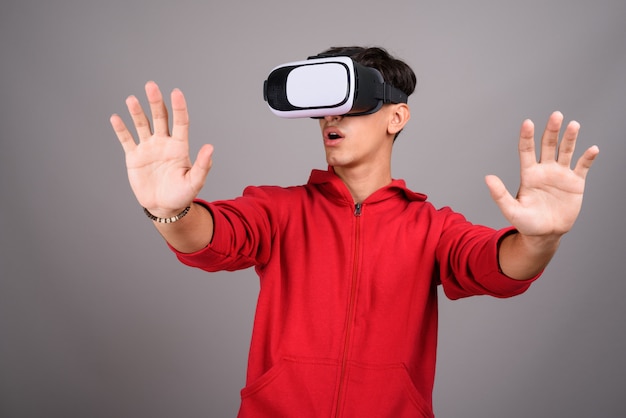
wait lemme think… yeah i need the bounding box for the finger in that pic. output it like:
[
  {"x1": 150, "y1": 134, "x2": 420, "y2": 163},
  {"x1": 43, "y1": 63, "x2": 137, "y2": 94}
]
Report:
[
  {"x1": 145, "y1": 81, "x2": 170, "y2": 136},
  {"x1": 556, "y1": 120, "x2": 580, "y2": 167},
  {"x1": 573, "y1": 145, "x2": 600, "y2": 180},
  {"x1": 539, "y1": 111, "x2": 563, "y2": 163},
  {"x1": 518, "y1": 118, "x2": 537, "y2": 170},
  {"x1": 125, "y1": 94, "x2": 152, "y2": 141},
  {"x1": 171, "y1": 88, "x2": 189, "y2": 141},
  {"x1": 110, "y1": 113, "x2": 137, "y2": 154},
  {"x1": 189, "y1": 144, "x2": 215, "y2": 191}
]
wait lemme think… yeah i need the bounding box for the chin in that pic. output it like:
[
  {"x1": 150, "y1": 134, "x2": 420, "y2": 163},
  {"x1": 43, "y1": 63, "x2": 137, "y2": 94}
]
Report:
[{"x1": 325, "y1": 155, "x2": 345, "y2": 167}]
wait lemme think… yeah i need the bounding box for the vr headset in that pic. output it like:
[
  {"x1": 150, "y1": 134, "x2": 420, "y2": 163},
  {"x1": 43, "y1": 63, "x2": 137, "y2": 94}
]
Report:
[{"x1": 263, "y1": 55, "x2": 408, "y2": 118}]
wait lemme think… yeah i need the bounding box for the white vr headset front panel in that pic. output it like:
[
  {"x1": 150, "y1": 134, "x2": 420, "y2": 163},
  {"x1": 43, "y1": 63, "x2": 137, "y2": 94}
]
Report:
[
  {"x1": 286, "y1": 61, "x2": 352, "y2": 109},
  {"x1": 265, "y1": 56, "x2": 356, "y2": 118}
]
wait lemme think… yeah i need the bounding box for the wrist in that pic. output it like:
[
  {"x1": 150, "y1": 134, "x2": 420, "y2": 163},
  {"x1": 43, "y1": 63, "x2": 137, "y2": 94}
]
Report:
[
  {"x1": 498, "y1": 232, "x2": 562, "y2": 280},
  {"x1": 512, "y1": 232, "x2": 562, "y2": 255}
]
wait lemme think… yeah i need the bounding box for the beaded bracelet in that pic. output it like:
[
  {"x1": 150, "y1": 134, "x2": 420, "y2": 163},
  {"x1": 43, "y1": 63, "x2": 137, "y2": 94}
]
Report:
[{"x1": 143, "y1": 206, "x2": 191, "y2": 223}]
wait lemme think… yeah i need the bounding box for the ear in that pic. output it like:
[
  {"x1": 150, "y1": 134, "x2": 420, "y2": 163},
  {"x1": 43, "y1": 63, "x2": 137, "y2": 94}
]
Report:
[{"x1": 387, "y1": 103, "x2": 410, "y2": 136}]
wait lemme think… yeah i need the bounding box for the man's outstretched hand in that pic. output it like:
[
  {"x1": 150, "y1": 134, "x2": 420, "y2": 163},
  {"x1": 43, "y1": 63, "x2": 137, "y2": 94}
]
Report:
[
  {"x1": 110, "y1": 81, "x2": 214, "y2": 218},
  {"x1": 485, "y1": 111, "x2": 599, "y2": 239}
]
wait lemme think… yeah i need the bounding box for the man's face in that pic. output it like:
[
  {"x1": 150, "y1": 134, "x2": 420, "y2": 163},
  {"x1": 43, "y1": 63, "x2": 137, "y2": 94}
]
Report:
[{"x1": 318, "y1": 105, "x2": 397, "y2": 170}]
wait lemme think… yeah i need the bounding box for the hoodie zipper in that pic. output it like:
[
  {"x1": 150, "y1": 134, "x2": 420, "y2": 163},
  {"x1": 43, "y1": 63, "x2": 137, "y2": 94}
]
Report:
[{"x1": 334, "y1": 202, "x2": 362, "y2": 417}]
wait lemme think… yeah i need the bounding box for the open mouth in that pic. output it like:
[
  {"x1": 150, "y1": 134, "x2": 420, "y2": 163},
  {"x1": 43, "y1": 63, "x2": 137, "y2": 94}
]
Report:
[{"x1": 324, "y1": 127, "x2": 344, "y2": 141}]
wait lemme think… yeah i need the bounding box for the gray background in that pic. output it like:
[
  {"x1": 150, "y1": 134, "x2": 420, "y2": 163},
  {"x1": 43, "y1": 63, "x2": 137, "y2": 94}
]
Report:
[{"x1": 1, "y1": 0, "x2": 624, "y2": 417}]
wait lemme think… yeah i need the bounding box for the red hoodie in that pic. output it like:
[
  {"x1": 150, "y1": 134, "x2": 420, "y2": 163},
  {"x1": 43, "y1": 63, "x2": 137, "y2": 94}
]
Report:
[{"x1": 172, "y1": 168, "x2": 538, "y2": 418}]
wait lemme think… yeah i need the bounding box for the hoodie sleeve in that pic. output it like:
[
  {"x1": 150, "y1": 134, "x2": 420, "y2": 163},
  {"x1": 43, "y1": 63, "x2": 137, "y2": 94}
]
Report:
[
  {"x1": 435, "y1": 209, "x2": 540, "y2": 300},
  {"x1": 171, "y1": 186, "x2": 277, "y2": 273}
]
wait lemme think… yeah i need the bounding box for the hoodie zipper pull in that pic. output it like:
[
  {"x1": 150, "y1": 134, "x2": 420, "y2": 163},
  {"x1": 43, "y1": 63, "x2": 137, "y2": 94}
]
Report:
[{"x1": 354, "y1": 202, "x2": 363, "y2": 216}]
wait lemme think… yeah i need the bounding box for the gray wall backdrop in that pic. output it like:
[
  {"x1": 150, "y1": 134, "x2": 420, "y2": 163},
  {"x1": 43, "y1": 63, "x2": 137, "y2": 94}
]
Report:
[{"x1": 1, "y1": 0, "x2": 624, "y2": 417}]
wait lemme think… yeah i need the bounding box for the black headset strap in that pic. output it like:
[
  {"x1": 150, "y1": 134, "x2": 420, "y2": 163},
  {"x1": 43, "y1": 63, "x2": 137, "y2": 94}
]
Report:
[{"x1": 377, "y1": 83, "x2": 408, "y2": 104}]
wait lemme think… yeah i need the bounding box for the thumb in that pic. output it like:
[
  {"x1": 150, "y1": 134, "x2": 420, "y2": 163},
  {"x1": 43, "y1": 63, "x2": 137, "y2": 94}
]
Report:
[
  {"x1": 189, "y1": 144, "x2": 214, "y2": 191},
  {"x1": 485, "y1": 174, "x2": 517, "y2": 216}
]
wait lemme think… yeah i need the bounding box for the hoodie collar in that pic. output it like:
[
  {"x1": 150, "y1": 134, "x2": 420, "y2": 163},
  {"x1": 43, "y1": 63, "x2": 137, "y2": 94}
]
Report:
[{"x1": 308, "y1": 166, "x2": 427, "y2": 205}]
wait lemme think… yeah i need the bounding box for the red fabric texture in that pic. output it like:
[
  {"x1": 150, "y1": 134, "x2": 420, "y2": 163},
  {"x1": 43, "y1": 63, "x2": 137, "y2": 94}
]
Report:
[{"x1": 172, "y1": 168, "x2": 538, "y2": 417}]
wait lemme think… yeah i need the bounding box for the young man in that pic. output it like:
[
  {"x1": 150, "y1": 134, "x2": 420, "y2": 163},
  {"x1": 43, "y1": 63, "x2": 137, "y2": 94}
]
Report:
[{"x1": 110, "y1": 47, "x2": 599, "y2": 418}]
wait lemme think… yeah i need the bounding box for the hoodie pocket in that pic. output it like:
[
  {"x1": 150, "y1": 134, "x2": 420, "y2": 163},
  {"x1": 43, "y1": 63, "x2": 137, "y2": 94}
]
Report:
[
  {"x1": 238, "y1": 357, "x2": 340, "y2": 418},
  {"x1": 340, "y1": 362, "x2": 434, "y2": 418}
]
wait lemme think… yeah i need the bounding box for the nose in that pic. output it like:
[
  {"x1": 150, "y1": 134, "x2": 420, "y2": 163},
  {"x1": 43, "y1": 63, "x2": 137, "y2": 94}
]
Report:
[{"x1": 323, "y1": 114, "x2": 343, "y2": 122}]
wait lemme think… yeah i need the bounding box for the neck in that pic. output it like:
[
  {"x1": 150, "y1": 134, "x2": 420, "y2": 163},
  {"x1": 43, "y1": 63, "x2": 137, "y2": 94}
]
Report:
[{"x1": 333, "y1": 163, "x2": 392, "y2": 203}]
